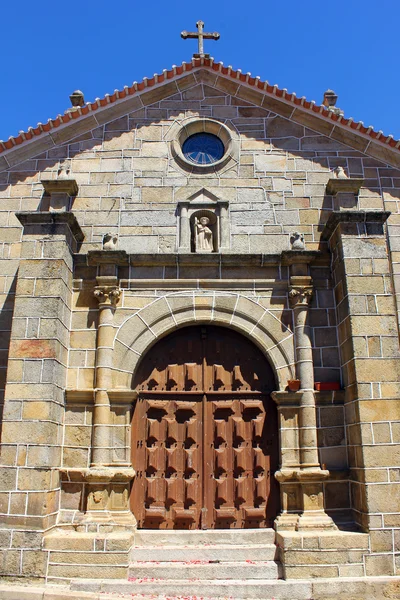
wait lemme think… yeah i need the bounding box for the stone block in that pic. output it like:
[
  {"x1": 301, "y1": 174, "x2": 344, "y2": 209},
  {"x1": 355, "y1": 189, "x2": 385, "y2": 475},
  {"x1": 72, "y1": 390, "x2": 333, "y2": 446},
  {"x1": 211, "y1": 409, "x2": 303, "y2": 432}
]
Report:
[
  {"x1": 367, "y1": 483, "x2": 400, "y2": 512},
  {"x1": 255, "y1": 154, "x2": 287, "y2": 172},
  {"x1": 370, "y1": 529, "x2": 394, "y2": 552},
  {"x1": 0, "y1": 549, "x2": 21, "y2": 575},
  {"x1": 356, "y1": 358, "x2": 400, "y2": 382},
  {"x1": 22, "y1": 549, "x2": 47, "y2": 576},
  {"x1": 3, "y1": 422, "x2": 60, "y2": 446},
  {"x1": 47, "y1": 563, "x2": 127, "y2": 579},
  {"x1": 311, "y1": 578, "x2": 400, "y2": 599},
  {"x1": 284, "y1": 564, "x2": 339, "y2": 578},
  {"x1": 365, "y1": 553, "x2": 395, "y2": 576}
]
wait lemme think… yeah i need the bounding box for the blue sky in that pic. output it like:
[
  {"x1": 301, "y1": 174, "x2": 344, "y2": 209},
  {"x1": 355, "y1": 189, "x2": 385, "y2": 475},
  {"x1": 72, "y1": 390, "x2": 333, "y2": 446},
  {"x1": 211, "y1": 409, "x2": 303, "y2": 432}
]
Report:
[{"x1": 2, "y1": 1, "x2": 399, "y2": 142}]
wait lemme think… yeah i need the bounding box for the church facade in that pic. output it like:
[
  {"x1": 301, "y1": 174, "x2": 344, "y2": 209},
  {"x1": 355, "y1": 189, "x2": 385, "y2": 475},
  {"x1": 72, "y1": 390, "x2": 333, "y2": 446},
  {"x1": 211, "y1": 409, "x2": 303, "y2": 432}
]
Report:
[{"x1": 1, "y1": 49, "x2": 400, "y2": 594}]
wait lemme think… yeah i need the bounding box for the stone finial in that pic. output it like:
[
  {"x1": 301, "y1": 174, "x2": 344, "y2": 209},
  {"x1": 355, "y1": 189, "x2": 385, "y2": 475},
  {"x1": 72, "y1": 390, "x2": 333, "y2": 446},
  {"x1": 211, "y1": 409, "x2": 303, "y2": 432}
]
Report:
[
  {"x1": 333, "y1": 166, "x2": 348, "y2": 179},
  {"x1": 322, "y1": 89, "x2": 343, "y2": 116},
  {"x1": 103, "y1": 232, "x2": 118, "y2": 250},
  {"x1": 290, "y1": 232, "x2": 306, "y2": 250},
  {"x1": 69, "y1": 90, "x2": 85, "y2": 107},
  {"x1": 323, "y1": 89, "x2": 338, "y2": 108},
  {"x1": 57, "y1": 161, "x2": 71, "y2": 179}
]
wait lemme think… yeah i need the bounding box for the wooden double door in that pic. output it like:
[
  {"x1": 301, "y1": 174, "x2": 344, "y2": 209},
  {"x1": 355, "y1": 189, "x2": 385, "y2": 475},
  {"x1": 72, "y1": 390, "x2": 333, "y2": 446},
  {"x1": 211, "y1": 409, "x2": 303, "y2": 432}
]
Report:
[{"x1": 131, "y1": 326, "x2": 279, "y2": 529}]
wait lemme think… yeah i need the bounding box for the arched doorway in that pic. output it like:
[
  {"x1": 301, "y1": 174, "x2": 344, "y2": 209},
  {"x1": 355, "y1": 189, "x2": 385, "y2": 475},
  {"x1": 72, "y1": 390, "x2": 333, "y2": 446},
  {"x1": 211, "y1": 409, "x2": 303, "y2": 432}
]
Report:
[{"x1": 131, "y1": 325, "x2": 279, "y2": 529}]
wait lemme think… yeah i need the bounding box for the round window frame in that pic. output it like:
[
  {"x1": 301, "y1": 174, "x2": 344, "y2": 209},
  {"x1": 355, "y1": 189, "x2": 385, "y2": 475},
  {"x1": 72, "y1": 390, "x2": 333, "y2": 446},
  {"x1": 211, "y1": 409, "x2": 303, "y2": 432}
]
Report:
[
  {"x1": 182, "y1": 132, "x2": 225, "y2": 166},
  {"x1": 171, "y1": 118, "x2": 234, "y2": 173}
]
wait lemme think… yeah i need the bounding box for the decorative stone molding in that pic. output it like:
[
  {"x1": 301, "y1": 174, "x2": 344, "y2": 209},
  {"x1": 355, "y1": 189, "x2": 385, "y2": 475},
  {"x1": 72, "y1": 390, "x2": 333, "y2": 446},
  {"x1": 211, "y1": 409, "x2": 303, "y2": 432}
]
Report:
[
  {"x1": 326, "y1": 176, "x2": 364, "y2": 196},
  {"x1": 60, "y1": 467, "x2": 135, "y2": 483},
  {"x1": 112, "y1": 292, "x2": 295, "y2": 391},
  {"x1": 16, "y1": 211, "x2": 84, "y2": 244},
  {"x1": 87, "y1": 249, "x2": 129, "y2": 266},
  {"x1": 321, "y1": 210, "x2": 390, "y2": 242}
]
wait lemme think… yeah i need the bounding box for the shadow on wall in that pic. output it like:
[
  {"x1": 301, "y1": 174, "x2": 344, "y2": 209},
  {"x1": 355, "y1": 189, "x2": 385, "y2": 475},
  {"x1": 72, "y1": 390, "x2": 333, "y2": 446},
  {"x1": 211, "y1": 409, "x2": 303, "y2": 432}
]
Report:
[{"x1": 0, "y1": 273, "x2": 17, "y2": 442}]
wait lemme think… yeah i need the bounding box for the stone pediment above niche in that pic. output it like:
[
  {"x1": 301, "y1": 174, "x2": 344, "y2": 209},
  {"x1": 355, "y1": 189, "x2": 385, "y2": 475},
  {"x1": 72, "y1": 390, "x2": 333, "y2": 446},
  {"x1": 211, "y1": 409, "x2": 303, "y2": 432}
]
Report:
[
  {"x1": 177, "y1": 188, "x2": 229, "y2": 253},
  {"x1": 185, "y1": 188, "x2": 220, "y2": 205}
]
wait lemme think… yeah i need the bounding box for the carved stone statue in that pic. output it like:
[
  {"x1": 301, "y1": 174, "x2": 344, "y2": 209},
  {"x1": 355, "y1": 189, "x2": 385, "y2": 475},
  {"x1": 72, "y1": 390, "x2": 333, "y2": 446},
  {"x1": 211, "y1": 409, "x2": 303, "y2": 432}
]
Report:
[
  {"x1": 103, "y1": 232, "x2": 118, "y2": 250},
  {"x1": 195, "y1": 216, "x2": 213, "y2": 252},
  {"x1": 290, "y1": 231, "x2": 305, "y2": 250}
]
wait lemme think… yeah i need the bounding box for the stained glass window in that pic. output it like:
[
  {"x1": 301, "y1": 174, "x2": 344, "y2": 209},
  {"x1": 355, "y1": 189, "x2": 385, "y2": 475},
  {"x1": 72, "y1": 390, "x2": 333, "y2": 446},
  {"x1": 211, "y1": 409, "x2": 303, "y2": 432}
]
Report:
[{"x1": 182, "y1": 133, "x2": 225, "y2": 165}]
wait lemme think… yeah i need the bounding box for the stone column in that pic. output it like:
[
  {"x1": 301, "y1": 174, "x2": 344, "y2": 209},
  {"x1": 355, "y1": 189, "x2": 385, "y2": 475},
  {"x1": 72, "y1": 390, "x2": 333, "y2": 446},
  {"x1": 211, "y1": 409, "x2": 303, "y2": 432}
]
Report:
[
  {"x1": 288, "y1": 282, "x2": 319, "y2": 469},
  {"x1": 274, "y1": 251, "x2": 336, "y2": 531},
  {"x1": 92, "y1": 282, "x2": 121, "y2": 466},
  {"x1": 77, "y1": 250, "x2": 135, "y2": 527}
]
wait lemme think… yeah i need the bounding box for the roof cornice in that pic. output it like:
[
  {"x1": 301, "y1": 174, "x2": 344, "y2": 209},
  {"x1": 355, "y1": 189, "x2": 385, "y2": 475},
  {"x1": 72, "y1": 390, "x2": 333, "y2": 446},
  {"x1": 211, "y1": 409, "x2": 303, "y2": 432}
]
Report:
[{"x1": 1, "y1": 56, "x2": 399, "y2": 170}]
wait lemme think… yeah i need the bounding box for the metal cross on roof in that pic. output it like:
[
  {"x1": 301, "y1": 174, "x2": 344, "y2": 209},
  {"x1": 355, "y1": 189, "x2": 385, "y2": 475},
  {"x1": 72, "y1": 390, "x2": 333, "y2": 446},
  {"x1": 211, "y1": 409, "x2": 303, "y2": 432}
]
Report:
[{"x1": 181, "y1": 20, "x2": 220, "y2": 58}]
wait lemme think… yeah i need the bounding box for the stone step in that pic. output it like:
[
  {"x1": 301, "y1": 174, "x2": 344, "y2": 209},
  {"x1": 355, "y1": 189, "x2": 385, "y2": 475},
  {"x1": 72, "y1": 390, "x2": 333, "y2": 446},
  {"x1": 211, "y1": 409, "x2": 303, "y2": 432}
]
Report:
[
  {"x1": 44, "y1": 530, "x2": 133, "y2": 551},
  {"x1": 129, "y1": 559, "x2": 280, "y2": 580},
  {"x1": 130, "y1": 543, "x2": 277, "y2": 561},
  {"x1": 134, "y1": 527, "x2": 276, "y2": 546},
  {"x1": 71, "y1": 578, "x2": 311, "y2": 600}
]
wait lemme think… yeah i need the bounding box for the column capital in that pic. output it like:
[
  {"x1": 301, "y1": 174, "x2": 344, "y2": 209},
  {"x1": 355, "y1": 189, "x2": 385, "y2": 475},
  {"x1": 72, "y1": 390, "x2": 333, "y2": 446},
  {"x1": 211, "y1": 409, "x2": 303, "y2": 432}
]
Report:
[
  {"x1": 288, "y1": 284, "x2": 313, "y2": 307},
  {"x1": 94, "y1": 285, "x2": 121, "y2": 307}
]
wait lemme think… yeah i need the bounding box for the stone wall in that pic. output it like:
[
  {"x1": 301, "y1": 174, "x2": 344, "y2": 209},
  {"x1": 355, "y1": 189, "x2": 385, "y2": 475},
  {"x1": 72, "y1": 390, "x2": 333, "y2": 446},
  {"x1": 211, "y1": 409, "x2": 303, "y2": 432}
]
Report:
[{"x1": 0, "y1": 70, "x2": 400, "y2": 580}]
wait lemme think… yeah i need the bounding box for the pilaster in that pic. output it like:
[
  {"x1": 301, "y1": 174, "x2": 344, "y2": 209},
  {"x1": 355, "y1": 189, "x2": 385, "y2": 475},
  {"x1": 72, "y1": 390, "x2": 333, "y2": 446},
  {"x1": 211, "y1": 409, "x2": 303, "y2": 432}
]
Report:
[
  {"x1": 321, "y1": 210, "x2": 399, "y2": 540},
  {"x1": 1, "y1": 212, "x2": 83, "y2": 531}
]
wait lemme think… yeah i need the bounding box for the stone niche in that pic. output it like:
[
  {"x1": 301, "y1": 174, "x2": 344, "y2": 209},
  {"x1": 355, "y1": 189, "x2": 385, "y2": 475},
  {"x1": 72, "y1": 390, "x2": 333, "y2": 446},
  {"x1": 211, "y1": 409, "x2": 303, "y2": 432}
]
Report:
[{"x1": 178, "y1": 188, "x2": 229, "y2": 253}]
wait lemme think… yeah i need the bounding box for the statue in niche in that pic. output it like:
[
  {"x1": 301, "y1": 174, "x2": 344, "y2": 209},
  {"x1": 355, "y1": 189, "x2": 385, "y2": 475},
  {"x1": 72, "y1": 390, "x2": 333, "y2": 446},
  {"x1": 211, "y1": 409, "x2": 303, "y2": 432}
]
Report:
[{"x1": 195, "y1": 216, "x2": 213, "y2": 252}]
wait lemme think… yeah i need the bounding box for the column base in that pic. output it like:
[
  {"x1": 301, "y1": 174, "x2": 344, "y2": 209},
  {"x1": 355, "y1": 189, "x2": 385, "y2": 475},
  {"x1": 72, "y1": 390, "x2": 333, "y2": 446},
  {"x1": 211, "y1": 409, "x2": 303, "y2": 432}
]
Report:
[
  {"x1": 296, "y1": 510, "x2": 337, "y2": 531},
  {"x1": 275, "y1": 467, "x2": 337, "y2": 531},
  {"x1": 79, "y1": 509, "x2": 137, "y2": 533},
  {"x1": 59, "y1": 466, "x2": 136, "y2": 531}
]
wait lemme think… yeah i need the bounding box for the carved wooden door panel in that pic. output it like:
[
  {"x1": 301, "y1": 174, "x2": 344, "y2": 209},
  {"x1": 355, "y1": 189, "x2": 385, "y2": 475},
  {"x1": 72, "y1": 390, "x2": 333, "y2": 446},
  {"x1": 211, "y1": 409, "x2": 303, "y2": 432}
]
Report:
[
  {"x1": 203, "y1": 396, "x2": 276, "y2": 529},
  {"x1": 131, "y1": 326, "x2": 279, "y2": 529},
  {"x1": 131, "y1": 395, "x2": 203, "y2": 529}
]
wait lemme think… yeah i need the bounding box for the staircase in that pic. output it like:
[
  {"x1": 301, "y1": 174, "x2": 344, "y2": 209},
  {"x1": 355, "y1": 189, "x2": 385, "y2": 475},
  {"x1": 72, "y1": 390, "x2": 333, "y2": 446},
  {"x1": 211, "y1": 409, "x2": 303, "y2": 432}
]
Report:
[{"x1": 69, "y1": 528, "x2": 311, "y2": 599}]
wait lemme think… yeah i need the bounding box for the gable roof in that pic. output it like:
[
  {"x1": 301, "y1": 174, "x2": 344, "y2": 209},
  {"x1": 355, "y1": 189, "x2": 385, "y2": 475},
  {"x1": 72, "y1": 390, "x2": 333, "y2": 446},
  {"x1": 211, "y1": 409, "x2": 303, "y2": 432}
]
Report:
[{"x1": 1, "y1": 56, "x2": 400, "y2": 170}]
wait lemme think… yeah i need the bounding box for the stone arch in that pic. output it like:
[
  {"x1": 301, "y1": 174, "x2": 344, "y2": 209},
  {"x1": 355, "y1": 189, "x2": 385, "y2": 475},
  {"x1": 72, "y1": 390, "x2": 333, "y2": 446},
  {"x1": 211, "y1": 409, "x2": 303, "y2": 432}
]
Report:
[{"x1": 112, "y1": 292, "x2": 295, "y2": 390}]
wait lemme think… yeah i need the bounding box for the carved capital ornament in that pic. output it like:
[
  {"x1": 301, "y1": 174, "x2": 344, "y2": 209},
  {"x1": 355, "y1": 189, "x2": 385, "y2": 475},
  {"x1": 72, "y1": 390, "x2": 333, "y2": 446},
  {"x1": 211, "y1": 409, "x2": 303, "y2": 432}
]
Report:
[
  {"x1": 94, "y1": 286, "x2": 121, "y2": 306},
  {"x1": 288, "y1": 286, "x2": 313, "y2": 307}
]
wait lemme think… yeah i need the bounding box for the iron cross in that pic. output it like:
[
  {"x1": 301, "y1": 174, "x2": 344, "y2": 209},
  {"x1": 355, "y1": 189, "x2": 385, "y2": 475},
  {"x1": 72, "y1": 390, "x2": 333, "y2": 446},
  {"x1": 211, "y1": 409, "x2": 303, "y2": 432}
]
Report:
[{"x1": 181, "y1": 20, "x2": 220, "y2": 57}]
